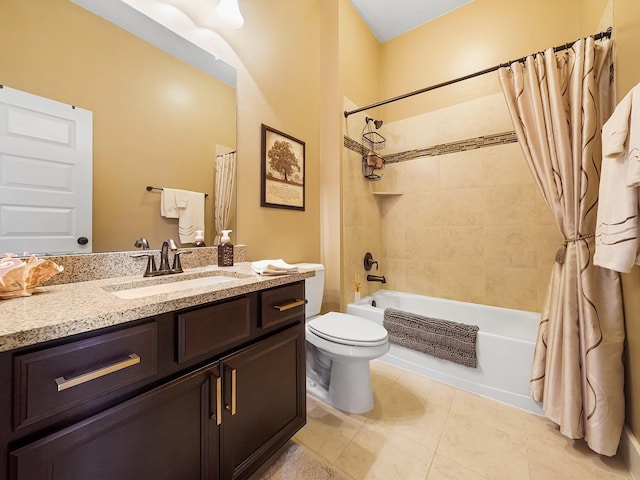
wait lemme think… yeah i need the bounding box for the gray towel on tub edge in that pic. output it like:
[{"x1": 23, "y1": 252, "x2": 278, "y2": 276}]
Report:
[{"x1": 383, "y1": 307, "x2": 479, "y2": 368}]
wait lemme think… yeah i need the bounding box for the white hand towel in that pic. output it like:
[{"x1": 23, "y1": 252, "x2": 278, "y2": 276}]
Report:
[
  {"x1": 177, "y1": 191, "x2": 205, "y2": 244},
  {"x1": 160, "y1": 188, "x2": 185, "y2": 219},
  {"x1": 251, "y1": 259, "x2": 299, "y2": 276}
]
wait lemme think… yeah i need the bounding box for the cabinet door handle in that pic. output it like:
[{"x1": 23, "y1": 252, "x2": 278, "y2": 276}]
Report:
[
  {"x1": 216, "y1": 376, "x2": 222, "y2": 425},
  {"x1": 225, "y1": 367, "x2": 237, "y2": 415},
  {"x1": 210, "y1": 374, "x2": 222, "y2": 425},
  {"x1": 273, "y1": 299, "x2": 305, "y2": 312},
  {"x1": 55, "y1": 354, "x2": 141, "y2": 392}
]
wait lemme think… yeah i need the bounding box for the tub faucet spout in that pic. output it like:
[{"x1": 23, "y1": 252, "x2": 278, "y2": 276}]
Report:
[{"x1": 367, "y1": 274, "x2": 386, "y2": 284}]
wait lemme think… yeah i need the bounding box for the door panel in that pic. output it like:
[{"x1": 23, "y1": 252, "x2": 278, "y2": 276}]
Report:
[
  {"x1": 0, "y1": 86, "x2": 92, "y2": 254},
  {"x1": 9, "y1": 363, "x2": 220, "y2": 480},
  {"x1": 220, "y1": 324, "x2": 305, "y2": 480}
]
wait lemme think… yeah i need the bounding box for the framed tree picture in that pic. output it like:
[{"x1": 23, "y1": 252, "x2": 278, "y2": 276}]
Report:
[{"x1": 260, "y1": 124, "x2": 305, "y2": 211}]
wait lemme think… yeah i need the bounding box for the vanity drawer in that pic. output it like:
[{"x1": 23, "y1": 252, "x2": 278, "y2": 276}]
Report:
[
  {"x1": 261, "y1": 282, "x2": 305, "y2": 330},
  {"x1": 13, "y1": 322, "x2": 158, "y2": 430},
  {"x1": 177, "y1": 296, "x2": 252, "y2": 363}
]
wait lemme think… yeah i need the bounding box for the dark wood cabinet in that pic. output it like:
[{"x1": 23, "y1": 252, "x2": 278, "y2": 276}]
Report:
[
  {"x1": 220, "y1": 324, "x2": 305, "y2": 480},
  {"x1": 260, "y1": 281, "x2": 305, "y2": 330},
  {"x1": 177, "y1": 296, "x2": 252, "y2": 364},
  {"x1": 1, "y1": 281, "x2": 306, "y2": 480},
  {"x1": 10, "y1": 363, "x2": 220, "y2": 480},
  {"x1": 13, "y1": 322, "x2": 159, "y2": 430}
]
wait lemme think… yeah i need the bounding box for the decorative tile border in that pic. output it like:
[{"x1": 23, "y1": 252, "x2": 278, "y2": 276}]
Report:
[
  {"x1": 344, "y1": 131, "x2": 518, "y2": 163},
  {"x1": 343, "y1": 136, "x2": 363, "y2": 154}
]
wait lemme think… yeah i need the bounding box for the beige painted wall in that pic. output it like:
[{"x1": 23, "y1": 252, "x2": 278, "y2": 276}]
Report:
[
  {"x1": 0, "y1": 0, "x2": 236, "y2": 252},
  {"x1": 320, "y1": 0, "x2": 343, "y2": 313},
  {"x1": 339, "y1": 0, "x2": 382, "y2": 111},
  {"x1": 379, "y1": 0, "x2": 584, "y2": 120},
  {"x1": 339, "y1": 0, "x2": 384, "y2": 309},
  {"x1": 578, "y1": 0, "x2": 613, "y2": 36},
  {"x1": 221, "y1": 0, "x2": 322, "y2": 264}
]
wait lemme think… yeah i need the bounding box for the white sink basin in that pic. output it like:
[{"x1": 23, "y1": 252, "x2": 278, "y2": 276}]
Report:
[{"x1": 109, "y1": 275, "x2": 239, "y2": 299}]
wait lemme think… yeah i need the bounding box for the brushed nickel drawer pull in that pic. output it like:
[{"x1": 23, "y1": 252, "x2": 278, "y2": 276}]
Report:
[
  {"x1": 273, "y1": 299, "x2": 305, "y2": 312},
  {"x1": 55, "y1": 354, "x2": 141, "y2": 392}
]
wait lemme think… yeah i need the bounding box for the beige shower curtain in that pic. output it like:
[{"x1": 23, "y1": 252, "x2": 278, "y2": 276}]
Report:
[
  {"x1": 214, "y1": 151, "x2": 236, "y2": 245},
  {"x1": 499, "y1": 37, "x2": 625, "y2": 456}
]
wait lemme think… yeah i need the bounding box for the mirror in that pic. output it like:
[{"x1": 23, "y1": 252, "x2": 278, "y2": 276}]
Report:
[{"x1": 0, "y1": 0, "x2": 237, "y2": 253}]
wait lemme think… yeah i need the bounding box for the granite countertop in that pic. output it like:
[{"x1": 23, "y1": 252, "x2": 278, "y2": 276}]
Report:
[{"x1": 0, "y1": 262, "x2": 313, "y2": 353}]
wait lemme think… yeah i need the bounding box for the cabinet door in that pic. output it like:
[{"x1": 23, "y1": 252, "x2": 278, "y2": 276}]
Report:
[
  {"x1": 220, "y1": 323, "x2": 305, "y2": 480},
  {"x1": 9, "y1": 363, "x2": 221, "y2": 480}
]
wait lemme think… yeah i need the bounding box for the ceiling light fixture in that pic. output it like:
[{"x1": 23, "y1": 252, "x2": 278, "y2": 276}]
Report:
[
  {"x1": 155, "y1": 0, "x2": 244, "y2": 30},
  {"x1": 214, "y1": 0, "x2": 244, "y2": 29}
]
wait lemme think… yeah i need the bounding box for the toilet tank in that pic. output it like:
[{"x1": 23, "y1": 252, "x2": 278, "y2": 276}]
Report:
[{"x1": 293, "y1": 263, "x2": 324, "y2": 318}]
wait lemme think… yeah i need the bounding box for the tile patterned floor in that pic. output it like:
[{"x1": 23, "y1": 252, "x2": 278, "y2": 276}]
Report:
[{"x1": 293, "y1": 360, "x2": 632, "y2": 480}]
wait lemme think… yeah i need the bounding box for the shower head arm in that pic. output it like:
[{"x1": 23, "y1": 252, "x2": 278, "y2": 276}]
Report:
[{"x1": 365, "y1": 116, "x2": 383, "y2": 129}]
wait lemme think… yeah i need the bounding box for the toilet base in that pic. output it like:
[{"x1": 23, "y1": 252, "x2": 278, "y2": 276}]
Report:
[{"x1": 306, "y1": 358, "x2": 374, "y2": 414}]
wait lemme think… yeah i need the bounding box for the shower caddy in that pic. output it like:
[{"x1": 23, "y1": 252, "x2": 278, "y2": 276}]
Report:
[{"x1": 361, "y1": 116, "x2": 385, "y2": 181}]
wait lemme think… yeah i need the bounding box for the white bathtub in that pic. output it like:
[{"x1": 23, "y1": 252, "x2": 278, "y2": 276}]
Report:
[{"x1": 347, "y1": 290, "x2": 543, "y2": 415}]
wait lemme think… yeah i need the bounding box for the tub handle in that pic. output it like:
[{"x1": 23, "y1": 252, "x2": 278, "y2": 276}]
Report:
[{"x1": 273, "y1": 299, "x2": 306, "y2": 312}]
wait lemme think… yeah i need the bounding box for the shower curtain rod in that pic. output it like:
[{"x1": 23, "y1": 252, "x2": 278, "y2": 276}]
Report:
[{"x1": 343, "y1": 27, "x2": 613, "y2": 118}]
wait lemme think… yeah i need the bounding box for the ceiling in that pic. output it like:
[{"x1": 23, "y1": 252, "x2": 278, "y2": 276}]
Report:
[
  {"x1": 72, "y1": 0, "x2": 237, "y2": 86},
  {"x1": 349, "y1": 0, "x2": 474, "y2": 43}
]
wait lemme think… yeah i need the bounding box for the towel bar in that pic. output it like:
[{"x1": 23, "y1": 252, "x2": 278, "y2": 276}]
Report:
[{"x1": 146, "y1": 186, "x2": 208, "y2": 198}]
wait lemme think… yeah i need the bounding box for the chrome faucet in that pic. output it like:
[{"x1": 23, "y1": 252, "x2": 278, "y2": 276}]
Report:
[{"x1": 367, "y1": 274, "x2": 387, "y2": 284}]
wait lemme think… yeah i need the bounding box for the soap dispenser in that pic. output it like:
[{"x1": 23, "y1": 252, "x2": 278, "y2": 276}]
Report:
[
  {"x1": 217, "y1": 230, "x2": 234, "y2": 266},
  {"x1": 193, "y1": 230, "x2": 206, "y2": 247}
]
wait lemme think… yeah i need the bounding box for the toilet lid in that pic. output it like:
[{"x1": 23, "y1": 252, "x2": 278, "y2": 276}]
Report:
[{"x1": 308, "y1": 312, "x2": 388, "y2": 347}]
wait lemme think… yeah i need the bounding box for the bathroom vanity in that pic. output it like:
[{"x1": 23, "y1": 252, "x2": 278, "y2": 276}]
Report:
[{"x1": 0, "y1": 264, "x2": 310, "y2": 480}]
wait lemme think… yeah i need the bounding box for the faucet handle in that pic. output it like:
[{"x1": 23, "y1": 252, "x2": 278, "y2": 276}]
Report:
[
  {"x1": 364, "y1": 252, "x2": 379, "y2": 271},
  {"x1": 132, "y1": 252, "x2": 157, "y2": 277},
  {"x1": 172, "y1": 250, "x2": 192, "y2": 272}
]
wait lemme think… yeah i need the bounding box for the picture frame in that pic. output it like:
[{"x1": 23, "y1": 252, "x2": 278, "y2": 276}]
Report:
[{"x1": 260, "y1": 124, "x2": 305, "y2": 211}]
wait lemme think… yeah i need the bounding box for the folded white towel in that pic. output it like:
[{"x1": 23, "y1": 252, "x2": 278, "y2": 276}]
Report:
[
  {"x1": 160, "y1": 188, "x2": 183, "y2": 219},
  {"x1": 251, "y1": 259, "x2": 299, "y2": 276},
  {"x1": 160, "y1": 188, "x2": 205, "y2": 244}
]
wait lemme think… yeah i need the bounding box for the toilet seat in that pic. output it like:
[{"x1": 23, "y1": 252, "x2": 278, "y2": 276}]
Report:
[{"x1": 308, "y1": 312, "x2": 388, "y2": 347}]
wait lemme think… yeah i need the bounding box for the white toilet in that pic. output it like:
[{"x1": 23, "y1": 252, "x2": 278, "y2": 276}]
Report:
[{"x1": 295, "y1": 263, "x2": 389, "y2": 414}]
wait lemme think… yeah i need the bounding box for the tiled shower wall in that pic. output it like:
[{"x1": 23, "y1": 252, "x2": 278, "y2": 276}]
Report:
[
  {"x1": 342, "y1": 101, "x2": 384, "y2": 309},
  {"x1": 343, "y1": 94, "x2": 562, "y2": 313}
]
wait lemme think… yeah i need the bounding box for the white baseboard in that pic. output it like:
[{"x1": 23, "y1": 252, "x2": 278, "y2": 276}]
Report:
[{"x1": 621, "y1": 426, "x2": 640, "y2": 480}]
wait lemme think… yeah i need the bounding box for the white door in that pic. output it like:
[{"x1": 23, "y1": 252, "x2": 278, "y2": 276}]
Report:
[{"x1": 0, "y1": 86, "x2": 92, "y2": 255}]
